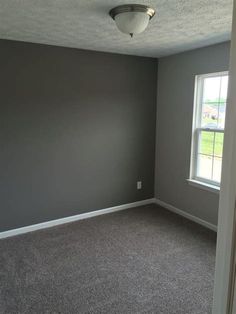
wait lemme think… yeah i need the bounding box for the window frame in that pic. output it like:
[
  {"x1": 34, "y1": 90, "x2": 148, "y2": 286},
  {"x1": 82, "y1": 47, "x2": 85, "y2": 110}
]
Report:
[{"x1": 189, "y1": 71, "x2": 229, "y2": 188}]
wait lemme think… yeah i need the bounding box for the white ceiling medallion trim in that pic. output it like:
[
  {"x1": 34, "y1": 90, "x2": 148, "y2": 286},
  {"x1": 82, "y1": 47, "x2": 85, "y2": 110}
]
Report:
[{"x1": 109, "y1": 4, "x2": 155, "y2": 37}]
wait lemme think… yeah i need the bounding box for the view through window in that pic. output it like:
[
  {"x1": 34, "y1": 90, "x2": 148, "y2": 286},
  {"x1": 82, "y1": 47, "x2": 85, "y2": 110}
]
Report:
[{"x1": 191, "y1": 72, "x2": 228, "y2": 186}]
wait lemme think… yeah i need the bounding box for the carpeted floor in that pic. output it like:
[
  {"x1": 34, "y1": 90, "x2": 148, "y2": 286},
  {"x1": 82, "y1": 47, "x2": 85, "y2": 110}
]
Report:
[{"x1": 0, "y1": 204, "x2": 216, "y2": 314}]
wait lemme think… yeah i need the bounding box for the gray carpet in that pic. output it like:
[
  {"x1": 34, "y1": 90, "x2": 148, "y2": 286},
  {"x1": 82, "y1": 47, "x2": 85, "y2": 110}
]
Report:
[{"x1": 0, "y1": 204, "x2": 216, "y2": 314}]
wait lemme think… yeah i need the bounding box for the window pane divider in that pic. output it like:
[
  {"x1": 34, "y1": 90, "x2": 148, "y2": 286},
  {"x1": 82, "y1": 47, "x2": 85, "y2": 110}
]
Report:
[
  {"x1": 198, "y1": 153, "x2": 214, "y2": 157},
  {"x1": 212, "y1": 132, "x2": 216, "y2": 180},
  {"x1": 196, "y1": 127, "x2": 224, "y2": 133}
]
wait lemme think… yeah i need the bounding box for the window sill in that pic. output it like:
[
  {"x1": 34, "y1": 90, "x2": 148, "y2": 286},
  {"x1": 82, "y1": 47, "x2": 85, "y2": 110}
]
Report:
[{"x1": 187, "y1": 179, "x2": 220, "y2": 194}]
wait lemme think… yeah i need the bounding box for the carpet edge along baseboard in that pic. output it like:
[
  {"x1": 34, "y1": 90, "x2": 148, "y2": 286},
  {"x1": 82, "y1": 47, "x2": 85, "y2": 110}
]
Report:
[{"x1": 0, "y1": 197, "x2": 217, "y2": 239}]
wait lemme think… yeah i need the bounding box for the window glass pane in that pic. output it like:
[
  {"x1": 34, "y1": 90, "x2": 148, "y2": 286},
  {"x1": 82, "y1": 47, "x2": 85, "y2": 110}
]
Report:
[
  {"x1": 201, "y1": 77, "x2": 221, "y2": 128},
  {"x1": 199, "y1": 131, "x2": 214, "y2": 155},
  {"x1": 218, "y1": 103, "x2": 226, "y2": 129},
  {"x1": 201, "y1": 76, "x2": 228, "y2": 129},
  {"x1": 197, "y1": 154, "x2": 212, "y2": 180},
  {"x1": 203, "y1": 77, "x2": 221, "y2": 103},
  {"x1": 214, "y1": 133, "x2": 224, "y2": 157},
  {"x1": 201, "y1": 103, "x2": 218, "y2": 128},
  {"x1": 220, "y1": 76, "x2": 228, "y2": 100},
  {"x1": 212, "y1": 157, "x2": 222, "y2": 183}
]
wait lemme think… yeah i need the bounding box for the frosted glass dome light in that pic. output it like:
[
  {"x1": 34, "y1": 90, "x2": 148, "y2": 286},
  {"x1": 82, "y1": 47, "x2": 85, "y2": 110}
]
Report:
[{"x1": 109, "y1": 4, "x2": 155, "y2": 37}]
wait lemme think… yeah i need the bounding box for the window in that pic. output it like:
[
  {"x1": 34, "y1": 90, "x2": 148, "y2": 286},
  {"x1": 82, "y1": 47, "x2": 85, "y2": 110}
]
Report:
[{"x1": 190, "y1": 71, "x2": 228, "y2": 188}]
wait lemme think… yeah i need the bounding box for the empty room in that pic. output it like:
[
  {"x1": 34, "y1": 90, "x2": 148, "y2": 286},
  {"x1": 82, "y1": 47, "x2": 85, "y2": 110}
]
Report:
[{"x1": 1, "y1": 1, "x2": 236, "y2": 313}]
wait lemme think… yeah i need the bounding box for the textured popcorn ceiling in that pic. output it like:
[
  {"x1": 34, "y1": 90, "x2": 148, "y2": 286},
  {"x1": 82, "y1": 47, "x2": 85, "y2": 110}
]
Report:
[{"x1": 0, "y1": 0, "x2": 233, "y2": 57}]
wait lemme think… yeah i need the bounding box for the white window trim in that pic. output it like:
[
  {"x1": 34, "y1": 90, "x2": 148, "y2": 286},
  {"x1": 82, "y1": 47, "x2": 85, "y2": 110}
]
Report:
[
  {"x1": 187, "y1": 179, "x2": 220, "y2": 194},
  {"x1": 189, "y1": 71, "x2": 228, "y2": 190}
]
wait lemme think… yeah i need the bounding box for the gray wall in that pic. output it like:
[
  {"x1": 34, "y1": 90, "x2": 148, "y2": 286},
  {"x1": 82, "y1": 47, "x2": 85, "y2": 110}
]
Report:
[
  {"x1": 155, "y1": 41, "x2": 230, "y2": 226},
  {"x1": 0, "y1": 40, "x2": 157, "y2": 232}
]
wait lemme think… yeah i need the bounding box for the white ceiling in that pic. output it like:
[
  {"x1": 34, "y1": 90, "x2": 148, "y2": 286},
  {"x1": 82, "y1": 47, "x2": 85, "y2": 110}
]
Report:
[{"x1": 0, "y1": 0, "x2": 233, "y2": 58}]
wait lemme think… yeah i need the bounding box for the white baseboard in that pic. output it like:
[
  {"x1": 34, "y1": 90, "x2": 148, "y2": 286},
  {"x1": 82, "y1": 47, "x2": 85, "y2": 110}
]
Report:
[
  {"x1": 154, "y1": 198, "x2": 217, "y2": 232},
  {"x1": 0, "y1": 197, "x2": 217, "y2": 239},
  {"x1": 0, "y1": 198, "x2": 155, "y2": 239}
]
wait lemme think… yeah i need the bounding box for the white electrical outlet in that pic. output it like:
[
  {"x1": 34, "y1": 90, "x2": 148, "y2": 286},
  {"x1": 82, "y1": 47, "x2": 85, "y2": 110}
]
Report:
[{"x1": 137, "y1": 181, "x2": 142, "y2": 190}]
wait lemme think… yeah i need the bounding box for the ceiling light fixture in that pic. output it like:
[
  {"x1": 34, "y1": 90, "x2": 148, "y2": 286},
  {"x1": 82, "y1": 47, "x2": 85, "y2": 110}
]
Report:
[{"x1": 109, "y1": 4, "x2": 155, "y2": 37}]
